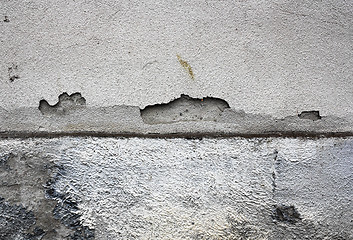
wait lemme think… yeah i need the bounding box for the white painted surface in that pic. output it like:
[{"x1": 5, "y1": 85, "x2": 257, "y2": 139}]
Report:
[{"x1": 1, "y1": 0, "x2": 352, "y2": 118}]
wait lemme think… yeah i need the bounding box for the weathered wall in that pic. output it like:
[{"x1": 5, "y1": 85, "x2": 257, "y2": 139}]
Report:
[
  {"x1": 1, "y1": 1, "x2": 352, "y2": 239},
  {"x1": 0, "y1": 137, "x2": 352, "y2": 239},
  {"x1": 1, "y1": 0, "x2": 353, "y2": 119}
]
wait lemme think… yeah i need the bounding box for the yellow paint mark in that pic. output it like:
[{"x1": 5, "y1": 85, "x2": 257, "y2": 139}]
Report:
[{"x1": 177, "y1": 54, "x2": 195, "y2": 80}]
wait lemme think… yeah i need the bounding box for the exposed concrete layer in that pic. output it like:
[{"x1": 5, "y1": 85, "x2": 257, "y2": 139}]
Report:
[
  {"x1": 1, "y1": 0, "x2": 353, "y2": 119},
  {"x1": 141, "y1": 94, "x2": 230, "y2": 124},
  {"x1": 0, "y1": 137, "x2": 352, "y2": 239},
  {"x1": 39, "y1": 92, "x2": 86, "y2": 116},
  {"x1": 1, "y1": 95, "x2": 352, "y2": 137}
]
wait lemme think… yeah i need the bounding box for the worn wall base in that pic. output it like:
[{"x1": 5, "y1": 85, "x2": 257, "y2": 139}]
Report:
[
  {"x1": 0, "y1": 137, "x2": 352, "y2": 239},
  {"x1": 1, "y1": 106, "x2": 352, "y2": 138}
]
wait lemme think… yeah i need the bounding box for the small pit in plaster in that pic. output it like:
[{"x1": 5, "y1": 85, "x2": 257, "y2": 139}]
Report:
[
  {"x1": 140, "y1": 94, "x2": 230, "y2": 124},
  {"x1": 8, "y1": 64, "x2": 19, "y2": 82},
  {"x1": 298, "y1": 111, "x2": 321, "y2": 121},
  {"x1": 39, "y1": 92, "x2": 86, "y2": 116}
]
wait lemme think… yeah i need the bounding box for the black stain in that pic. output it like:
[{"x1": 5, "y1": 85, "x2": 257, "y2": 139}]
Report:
[
  {"x1": 0, "y1": 153, "x2": 13, "y2": 171},
  {"x1": 9, "y1": 75, "x2": 20, "y2": 82},
  {"x1": 4, "y1": 16, "x2": 9, "y2": 22},
  {"x1": 272, "y1": 150, "x2": 279, "y2": 195},
  {"x1": 273, "y1": 205, "x2": 301, "y2": 223},
  {"x1": 8, "y1": 65, "x2": 19, "y2": 82},
  {"x1": 45, "y1": 166, "x2": 95, "y2": 239},
  {"x1": 0, "y1": 197, "x2": 36, "y2": 240}
]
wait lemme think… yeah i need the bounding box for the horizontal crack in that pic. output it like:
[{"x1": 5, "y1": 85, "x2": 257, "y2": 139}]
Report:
[{"x1": 1, "y1": 131, "x2": 352, "y2": 139}]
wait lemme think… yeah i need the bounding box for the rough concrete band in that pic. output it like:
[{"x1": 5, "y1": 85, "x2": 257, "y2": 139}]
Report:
[{"x1": 1, "y1": 93, "x2": 352, "y2": 138}]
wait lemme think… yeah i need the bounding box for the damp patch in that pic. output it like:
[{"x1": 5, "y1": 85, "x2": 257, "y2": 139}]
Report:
[
  {"x1": 45, "y1": 166, "x2": 95, "y2": 240},
  {"x1": 39, "y1": 92, "x2": 86, "y2": 116},
  {"x1": 140, "y1": 94, "x2": 230, "y2": 124},
  {"x1": 0, "y1": 197, "x2": 36, "y2": 240},
  {"x1": 273, "y1": 205, "x2": 301, "y2": 223},
  {"x1": 298, "y1": 111, "x2": 321, "y2": 121}
]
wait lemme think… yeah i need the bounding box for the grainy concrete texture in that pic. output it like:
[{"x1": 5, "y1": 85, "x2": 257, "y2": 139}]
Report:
[
  {"x1": 1, "y1": 94, "x2": 352, "y2": 137},
  {"x1": 1, "y1": 0, "x2": 353, "y2": 119},
  {"x1": 1, "y1": 0, "x2": 353, "y2": 239},
  {"x1": 0, "y1": 137, "x2": 352, "y2": 239}
]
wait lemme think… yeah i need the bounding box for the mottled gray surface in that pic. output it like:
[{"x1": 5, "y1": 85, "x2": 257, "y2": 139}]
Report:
[
  {"x1": 1, "y1": 97, "x2": 352, "y2": 137},
  {"x1": 0, "y1": 137, "x2": 352, "y2": 239},
  {"x1": 1, "y1": 1, "x2": 352, "y2": 239},
  {"x1": 0, "y1": 147, "x2": 75, "y2": 240},
  {"x1": 0, "y1": 197, "x2": 36, "y2": 240}
]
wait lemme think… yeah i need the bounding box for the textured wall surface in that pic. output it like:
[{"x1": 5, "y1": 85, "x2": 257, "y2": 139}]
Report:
[
  {"x1": 0, "y1": 137, "x2": 352, "y2": 239},
  {"x1": 1, "y1": 1, "x2": 352, "y2": 239},
  {"x1": 1, "y1": 0, "x2": 353, "y2": 118}
]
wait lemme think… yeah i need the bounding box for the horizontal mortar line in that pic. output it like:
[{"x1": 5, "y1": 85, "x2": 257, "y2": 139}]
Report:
[{"x1": 0, "y1": 131, "x2": 353, "y2": 139}]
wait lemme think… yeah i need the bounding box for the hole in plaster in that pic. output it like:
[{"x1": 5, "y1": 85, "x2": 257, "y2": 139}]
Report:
[
  {"x1": 9, "y1": 75, "x2": 19, "y2": 82},
  {"x1": 140, "y1": 94, "x2": 230, "y2": 124},
  {"x1": 4, "y1": 16, "x2": 10, "y2": 22},
  {"x1": 39, "y1": 92, "x2": 86, "y2": 115},
  {"x1": 273, "y1": 205, "x2": 301, "y2": 223},
  {"x1": 298, "y1": 111, "x2": 321, "y2": 121},
  {"x1": 8, "y1": 64, "x2": 19, "y2": 82}
]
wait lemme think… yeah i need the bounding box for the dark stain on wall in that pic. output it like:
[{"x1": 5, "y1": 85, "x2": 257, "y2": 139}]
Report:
[
  {"x1": 45, "y1": 166, "x2": 95, "y2": 240},
  {"x1": 273, "y1": 204, "x2": 301, "y2": 223},
  {"x1": 0, "y1": 197, "x2": 36, "y2": 240},
  {"x1": 0, "y1": 151, "x2": 93, "y2": 239},
  {"x1": 271, "y1": 150, "x2": 279, "y2": 196},
  {"x1": 0, "y1": 153, "x2": 12, "y2": 170},
  {"x1": 8, "y1": 64, "x2": 19, "y2": 82}
]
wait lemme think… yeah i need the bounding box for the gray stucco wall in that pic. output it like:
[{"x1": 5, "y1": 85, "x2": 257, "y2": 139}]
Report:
[{"x1": 1, "y1": 1, "x2": 352, "y2": 239}]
